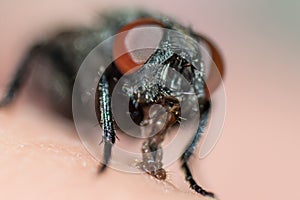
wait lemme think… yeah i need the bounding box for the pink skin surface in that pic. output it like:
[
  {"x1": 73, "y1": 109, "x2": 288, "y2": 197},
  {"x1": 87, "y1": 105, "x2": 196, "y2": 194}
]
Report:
[{"x1": 1, "y1": 1, "x2": 299, "y2": 200}]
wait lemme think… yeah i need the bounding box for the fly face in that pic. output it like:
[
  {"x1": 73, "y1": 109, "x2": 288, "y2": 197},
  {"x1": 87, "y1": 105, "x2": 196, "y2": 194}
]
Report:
[{"x1": 107, "y1": 25, "x2": 207, "y2": 180}]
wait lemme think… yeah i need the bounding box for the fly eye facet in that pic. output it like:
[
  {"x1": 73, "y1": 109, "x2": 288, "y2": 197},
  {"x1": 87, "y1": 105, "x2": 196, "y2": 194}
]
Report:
[{"x1": 113, "y1": 18, "x2": 164, "y2": 74}]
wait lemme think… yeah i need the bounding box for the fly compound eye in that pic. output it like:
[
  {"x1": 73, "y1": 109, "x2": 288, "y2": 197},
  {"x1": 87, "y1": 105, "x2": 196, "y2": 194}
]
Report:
[{"x1": 113, "y1": 18, "x2": 164, "y2": 74}]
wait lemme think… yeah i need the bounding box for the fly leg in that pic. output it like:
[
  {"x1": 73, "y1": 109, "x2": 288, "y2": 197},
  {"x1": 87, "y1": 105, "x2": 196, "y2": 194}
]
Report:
[
  {"x1": 168, "y1": 50, "x2": 217, "y2": 197},
  {"x1": 181, "y1": 100, "x2": 215, "y2": 198},
  {"x1": 96, "y1": 74, "x2": 116, "y2": 172},
  {"x1": 0, "y1": 45, "x2": 43, "y2": 107},
  {"x1": 181, "y1": 161, "x2": 214, "y2": 197},
  {"x1": 0, "y1": 44, "x2": 76, "y2": 108}
]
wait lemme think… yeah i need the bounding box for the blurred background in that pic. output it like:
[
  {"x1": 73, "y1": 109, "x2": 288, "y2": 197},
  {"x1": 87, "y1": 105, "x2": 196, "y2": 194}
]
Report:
[{"x1": 0, "y1": 0, "x2": 299, "y2": 200}]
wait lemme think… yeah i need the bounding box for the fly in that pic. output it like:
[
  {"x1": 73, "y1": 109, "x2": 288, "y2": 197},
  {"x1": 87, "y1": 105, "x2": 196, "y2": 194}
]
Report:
[{"x1": 0, "y1": 10, "x2": 224, "y2": 198}]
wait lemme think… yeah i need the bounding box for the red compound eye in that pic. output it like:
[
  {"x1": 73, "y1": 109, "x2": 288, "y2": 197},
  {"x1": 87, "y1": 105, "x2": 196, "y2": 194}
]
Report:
[{"x1": 113, "y1": 18, "x2": 164, "y2": 74}]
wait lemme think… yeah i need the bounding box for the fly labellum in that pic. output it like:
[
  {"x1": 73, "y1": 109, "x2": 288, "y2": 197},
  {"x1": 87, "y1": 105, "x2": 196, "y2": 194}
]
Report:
[{"x1": 0, "y1": 10, "x2": 225, "y2": 199}]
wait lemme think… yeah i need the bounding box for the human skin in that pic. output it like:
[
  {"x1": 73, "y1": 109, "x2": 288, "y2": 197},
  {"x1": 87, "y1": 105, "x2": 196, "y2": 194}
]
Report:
[{"x1": 1, "y1": 1, "x2": 300, "y2": 200}]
